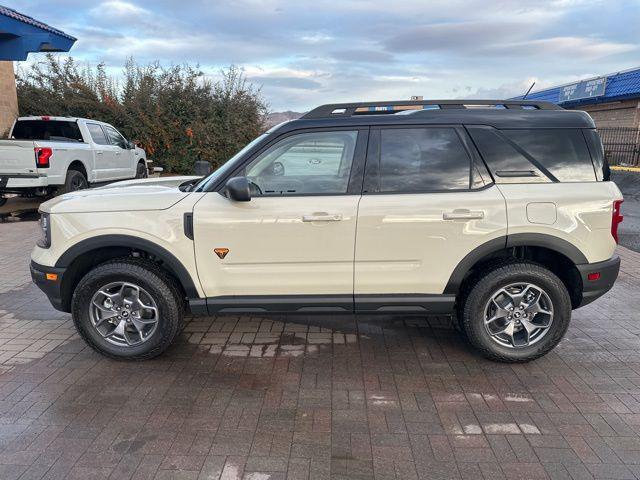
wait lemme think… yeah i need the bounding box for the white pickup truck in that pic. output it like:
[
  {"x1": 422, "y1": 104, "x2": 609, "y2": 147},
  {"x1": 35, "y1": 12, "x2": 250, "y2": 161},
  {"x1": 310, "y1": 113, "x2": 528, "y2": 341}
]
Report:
[{"x1": 0, "y1": 117, "x2": 148, "y2": 203}]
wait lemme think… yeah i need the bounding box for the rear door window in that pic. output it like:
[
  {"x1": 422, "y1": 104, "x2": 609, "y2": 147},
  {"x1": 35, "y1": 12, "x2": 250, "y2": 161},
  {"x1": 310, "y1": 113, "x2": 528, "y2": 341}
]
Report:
[
  {"x1": 377, "y1": 127, "x2": 471, "y2": 192},
  {"x1": 502, "y1": 129, "x2": 596, "y2": 182}
]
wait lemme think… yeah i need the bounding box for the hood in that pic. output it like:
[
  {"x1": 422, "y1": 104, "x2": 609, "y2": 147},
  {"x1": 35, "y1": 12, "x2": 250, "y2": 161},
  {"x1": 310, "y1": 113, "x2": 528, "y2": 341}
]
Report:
[
  {"x1": 41, "y1": 176, "x2": 202, "y2": 214},
  {"x1": 99, "y1": 175, "x2": 202, "y2": 189}
]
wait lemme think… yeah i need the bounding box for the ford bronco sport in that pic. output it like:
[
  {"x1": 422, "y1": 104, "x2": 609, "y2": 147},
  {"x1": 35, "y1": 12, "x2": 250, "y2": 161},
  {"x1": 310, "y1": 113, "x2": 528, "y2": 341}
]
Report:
[{"x1": 30, "y1": 100, "x2": 622, "y2": 362}]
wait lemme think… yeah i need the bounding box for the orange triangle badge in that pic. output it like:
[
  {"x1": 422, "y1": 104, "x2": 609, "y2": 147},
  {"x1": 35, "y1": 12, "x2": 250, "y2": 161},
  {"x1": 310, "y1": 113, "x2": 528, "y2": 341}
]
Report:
[{"x1": 214, "y1": 248, "x2": 229, "y2": 259}]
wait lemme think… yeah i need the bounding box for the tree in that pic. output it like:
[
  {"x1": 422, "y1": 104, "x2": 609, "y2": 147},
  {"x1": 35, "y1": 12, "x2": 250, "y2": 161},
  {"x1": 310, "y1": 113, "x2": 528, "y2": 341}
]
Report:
[{"x1": 16, "y1": 55, "x2": 268, "y2": 174}]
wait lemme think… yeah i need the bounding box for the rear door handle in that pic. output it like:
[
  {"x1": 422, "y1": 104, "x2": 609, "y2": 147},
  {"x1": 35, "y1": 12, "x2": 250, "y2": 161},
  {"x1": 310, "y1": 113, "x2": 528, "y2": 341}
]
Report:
[
  {"x1": 96, "y1": 151, "x2": 103, "y2": 155},
  {"x1": 443, "y1": 210, "x2": 485, "y2": 220},
  {"x1": 302, "y1": 213, "x2": 343, "y2": 222}
]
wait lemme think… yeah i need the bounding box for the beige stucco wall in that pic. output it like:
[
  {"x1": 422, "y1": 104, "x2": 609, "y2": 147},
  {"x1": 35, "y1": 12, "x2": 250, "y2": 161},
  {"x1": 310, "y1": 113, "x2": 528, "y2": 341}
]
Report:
[{"x1": 0, "y1": 61, "x2": 18, "y2": 137}]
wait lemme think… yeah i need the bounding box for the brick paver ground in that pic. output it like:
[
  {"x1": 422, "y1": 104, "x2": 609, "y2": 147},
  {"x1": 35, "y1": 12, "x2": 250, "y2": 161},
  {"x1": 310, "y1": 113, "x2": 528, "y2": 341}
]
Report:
[{"x1": 1, "y1": 220, "x2": 640, "y2": 479}]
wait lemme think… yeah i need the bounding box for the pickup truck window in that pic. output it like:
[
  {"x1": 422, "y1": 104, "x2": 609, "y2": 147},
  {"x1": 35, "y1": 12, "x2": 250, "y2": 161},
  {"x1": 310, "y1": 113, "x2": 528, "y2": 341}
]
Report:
[
  {"x1": 86, "y1": 123, "x2": 110, "y2": 145},
  {"x1": 12, "y1": 120, "x2": 83, "y2": 143},
  {"x1": 104, "y1": 125, "x2": 128, "y2": 149}
]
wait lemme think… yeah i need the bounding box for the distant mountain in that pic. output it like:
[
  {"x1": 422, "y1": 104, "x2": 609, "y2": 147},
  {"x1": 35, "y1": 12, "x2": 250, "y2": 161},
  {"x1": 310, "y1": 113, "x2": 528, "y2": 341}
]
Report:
[{"x1": 266, "y1": 111, "x2": 304, "y2": 127}]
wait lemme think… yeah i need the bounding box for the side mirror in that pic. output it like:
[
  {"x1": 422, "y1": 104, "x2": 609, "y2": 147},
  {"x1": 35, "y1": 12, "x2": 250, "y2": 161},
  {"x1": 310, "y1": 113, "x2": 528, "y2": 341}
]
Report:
[
  {"x1": 128, "y1": 140, "x2": 136, "y2": 150},
  {"x1": 225, "y1": 177, "x2": 251, "y2": 202}
]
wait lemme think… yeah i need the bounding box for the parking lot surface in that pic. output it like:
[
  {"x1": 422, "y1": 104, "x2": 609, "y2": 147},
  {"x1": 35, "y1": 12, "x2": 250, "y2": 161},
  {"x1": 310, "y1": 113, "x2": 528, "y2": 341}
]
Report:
[{"x1": 1, "y1": 221, "x2": 640, "y2": 479}]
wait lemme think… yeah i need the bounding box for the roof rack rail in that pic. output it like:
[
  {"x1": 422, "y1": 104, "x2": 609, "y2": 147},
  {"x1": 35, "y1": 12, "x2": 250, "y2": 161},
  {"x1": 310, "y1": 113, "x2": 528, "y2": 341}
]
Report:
[{"x1": 302, "y1": 99, "x2": 562, "y2": 119}]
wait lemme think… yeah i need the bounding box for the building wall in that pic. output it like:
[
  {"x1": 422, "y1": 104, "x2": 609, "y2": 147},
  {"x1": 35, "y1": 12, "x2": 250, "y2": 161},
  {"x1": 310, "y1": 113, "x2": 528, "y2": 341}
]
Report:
[
  {"x1": 570, "y1": 99, "x2": 640, "y2": 129},
  {"x1": 0, "y1": 61, "x2": 18, "y2": 137}
]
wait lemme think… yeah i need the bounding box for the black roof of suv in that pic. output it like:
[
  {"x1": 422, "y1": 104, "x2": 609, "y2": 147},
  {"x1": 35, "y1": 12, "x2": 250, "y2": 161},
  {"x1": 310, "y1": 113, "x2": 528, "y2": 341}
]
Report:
[{"x1": 273, "y1": 99, "x2": 594, "y2": 133}]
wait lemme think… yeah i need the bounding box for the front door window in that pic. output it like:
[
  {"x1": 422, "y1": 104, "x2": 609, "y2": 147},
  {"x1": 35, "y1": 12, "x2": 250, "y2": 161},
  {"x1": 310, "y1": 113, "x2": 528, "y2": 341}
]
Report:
[{"x1": 244, "y1": 131, "x2": 358, "y2": 196}]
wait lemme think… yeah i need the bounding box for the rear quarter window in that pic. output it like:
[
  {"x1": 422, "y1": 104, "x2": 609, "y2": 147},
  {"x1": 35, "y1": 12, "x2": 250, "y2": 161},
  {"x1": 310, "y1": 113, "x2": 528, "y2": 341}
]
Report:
[
  {"x1": 468, "y1": 127, "x2": 598, "y2": 183},
  {"x1": 502, "y1": 129, "x2": 596, "y2": 182}
]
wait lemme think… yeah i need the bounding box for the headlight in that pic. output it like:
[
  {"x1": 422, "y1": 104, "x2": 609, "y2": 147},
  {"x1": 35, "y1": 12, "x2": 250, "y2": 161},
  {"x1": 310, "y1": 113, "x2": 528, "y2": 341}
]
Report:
[{"x1": 36, "y1": 212, "x2": 51, "y2": 248}]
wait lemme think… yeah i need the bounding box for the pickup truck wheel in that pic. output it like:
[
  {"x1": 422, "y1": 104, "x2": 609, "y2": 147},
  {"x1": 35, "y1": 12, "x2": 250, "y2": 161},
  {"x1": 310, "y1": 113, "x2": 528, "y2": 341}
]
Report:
[
  {"x1": 459, "y1": 262, "x2": 571, "y2": 363},
  {"x1": 62, "y1": 169, "x2": 88, "y2": 193},
  {"x1": 135, "y1": 161, "x2": 148, "y2": 179},
  {"x1": 71, "y1": 258, "x2": 183, "y2": 360}
]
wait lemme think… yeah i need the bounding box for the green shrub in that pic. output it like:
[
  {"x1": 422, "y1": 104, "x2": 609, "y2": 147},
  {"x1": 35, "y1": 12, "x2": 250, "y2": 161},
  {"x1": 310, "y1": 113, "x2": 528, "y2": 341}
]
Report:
[{"x1": 17, "y1": 55, "x2": 268, "y2": 174}]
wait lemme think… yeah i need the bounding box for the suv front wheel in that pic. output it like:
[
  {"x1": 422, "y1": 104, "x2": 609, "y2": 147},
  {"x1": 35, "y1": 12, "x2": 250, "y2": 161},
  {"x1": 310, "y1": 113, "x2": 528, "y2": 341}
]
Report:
[
  {"x1": 460, "y1": 262, "x2": 571, "y2": 363},
  {"x1": 71, "y1": 258, "x2": 183, "y2": 360}
]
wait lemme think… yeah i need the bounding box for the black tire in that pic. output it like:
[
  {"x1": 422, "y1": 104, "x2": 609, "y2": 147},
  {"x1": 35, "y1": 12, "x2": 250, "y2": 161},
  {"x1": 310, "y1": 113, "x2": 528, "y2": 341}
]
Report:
[
  {"x1": 459, "y1": 261, "x2": 571, "y2": 363},
  {"x1": 61, "y1": 169, "x2": 88, "y2": 193},
  {"x1": 135, "y1": 161, "x2": 148, "y2": 179},
  {"x1": 71, "y1": 257, "x2": 184, "y2": 360}
]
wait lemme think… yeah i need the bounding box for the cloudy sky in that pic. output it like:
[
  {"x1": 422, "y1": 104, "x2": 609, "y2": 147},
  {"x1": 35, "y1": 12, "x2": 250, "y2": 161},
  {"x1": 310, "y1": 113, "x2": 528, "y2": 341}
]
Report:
[{"x1": 16, "y1": 0, "x2": 640, "y2": 111}]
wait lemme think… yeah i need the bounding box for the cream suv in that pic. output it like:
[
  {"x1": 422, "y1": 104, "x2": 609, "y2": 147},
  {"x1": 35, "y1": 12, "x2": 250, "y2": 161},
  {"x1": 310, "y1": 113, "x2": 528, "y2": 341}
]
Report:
[{"x1": 30, "y1": 100, "x2": 623, "y2": 362}]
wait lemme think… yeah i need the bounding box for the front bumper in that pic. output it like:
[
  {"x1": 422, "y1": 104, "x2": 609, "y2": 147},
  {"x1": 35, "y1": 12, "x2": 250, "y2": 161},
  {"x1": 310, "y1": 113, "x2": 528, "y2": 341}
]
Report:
[
  {"x1": 576, "y1": 255, "x2": 620, "y2": 307},
  {"x1": 30, "y1": 261, "x2": 68, "y2": 312}
]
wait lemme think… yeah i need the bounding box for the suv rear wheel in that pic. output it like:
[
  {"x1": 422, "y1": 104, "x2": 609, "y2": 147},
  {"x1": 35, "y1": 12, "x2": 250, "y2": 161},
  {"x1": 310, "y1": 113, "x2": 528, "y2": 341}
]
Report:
[
  {"x1": 71, "y1": 258, "x2": 183, "y2": 360},
  {"x1": 459, "y1": 262, "x2": 571, "y2": 363}
]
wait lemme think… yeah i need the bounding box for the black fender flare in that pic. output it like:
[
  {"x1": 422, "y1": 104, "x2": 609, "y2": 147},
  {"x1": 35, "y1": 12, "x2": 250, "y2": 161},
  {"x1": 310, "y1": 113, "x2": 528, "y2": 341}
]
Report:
[
  {"x1": 55, "y1": 234, "x2": 200, "y2": 298},
  {"x1": 443, "y1": 233, "x2": 588, "y2": 294}
]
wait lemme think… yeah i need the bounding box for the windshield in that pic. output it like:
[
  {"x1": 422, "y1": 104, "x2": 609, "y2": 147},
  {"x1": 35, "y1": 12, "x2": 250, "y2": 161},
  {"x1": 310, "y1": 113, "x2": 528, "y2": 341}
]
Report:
[{"x1": 194, "y1": 134, "x2": 268, "y2": 192}]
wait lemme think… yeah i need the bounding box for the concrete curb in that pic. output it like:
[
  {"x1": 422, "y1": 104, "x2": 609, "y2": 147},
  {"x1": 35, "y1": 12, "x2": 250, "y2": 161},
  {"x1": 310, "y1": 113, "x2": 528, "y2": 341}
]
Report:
[{"x1": 611, "y1": 165, "x2": 640, "y2": 173}]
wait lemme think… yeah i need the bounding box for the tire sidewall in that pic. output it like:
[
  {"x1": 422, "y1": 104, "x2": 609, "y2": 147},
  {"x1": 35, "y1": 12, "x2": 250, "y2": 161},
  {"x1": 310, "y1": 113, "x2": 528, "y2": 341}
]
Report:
[
  {"x1": 136, "y1": 162, "x2": 148, "y2": 178},
  {"x1": 463, "y1": 264, "x2": 572, "y2": 362},
  {"x1": 65, "y1": 170, "x2": 88, "y2": 192},
  {"x1": 72, "y1": 265, "x2": 180, "y2": 359}
]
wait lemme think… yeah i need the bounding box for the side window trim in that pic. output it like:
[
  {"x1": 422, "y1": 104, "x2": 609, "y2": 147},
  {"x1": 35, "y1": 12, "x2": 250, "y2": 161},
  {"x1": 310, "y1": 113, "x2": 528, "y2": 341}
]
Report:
[
  {"x1": 215, "y1": 127, "x2": 369, "y2": 197},
  {"x1": 363, "y1": 124, "x2": 481, "y2": 195}
]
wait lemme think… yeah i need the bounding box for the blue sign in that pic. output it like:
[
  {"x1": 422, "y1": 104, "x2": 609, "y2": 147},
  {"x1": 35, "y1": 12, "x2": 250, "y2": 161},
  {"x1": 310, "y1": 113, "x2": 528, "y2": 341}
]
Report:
[{"x1": 559, "y1": 77, "x2": 607, "y2": 102}]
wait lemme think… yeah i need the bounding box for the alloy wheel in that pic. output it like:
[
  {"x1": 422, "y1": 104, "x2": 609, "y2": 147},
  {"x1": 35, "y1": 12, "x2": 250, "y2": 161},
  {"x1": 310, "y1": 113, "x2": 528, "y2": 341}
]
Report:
[
  {"x1": 483, "y1": 282, "x2": 554, "y2": 348},
  {"x1": 89, "y1": 281, "x2": 159, "y2": 347}
]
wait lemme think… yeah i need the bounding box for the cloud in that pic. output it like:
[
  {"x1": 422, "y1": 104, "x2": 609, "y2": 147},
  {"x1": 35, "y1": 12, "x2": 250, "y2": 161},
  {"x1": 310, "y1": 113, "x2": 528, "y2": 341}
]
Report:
[
  {"x1": 90, "y1": 0, "x2": 149, "y2": 17},
  {"x1": 15, "y1": 0, "x2": 640, "y2": 111},
  {"x1": 490, "y1": 36, "x2": 637, "y2": 59},
  {"x1": 331, "y1": 49, "x2": 395, "y2": 63},
  {"x1": 249, "y1": 76, "x2": 323, "y2": 90}
]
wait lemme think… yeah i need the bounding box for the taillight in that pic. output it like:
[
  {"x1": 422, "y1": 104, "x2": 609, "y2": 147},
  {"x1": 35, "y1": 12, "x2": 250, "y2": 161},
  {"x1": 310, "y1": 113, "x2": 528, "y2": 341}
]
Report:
[
  {"x1": 35, "y1": 147, "x2": 52, "y2": 168},
  {"x1": 611, "y1": 199, "x2": 623, "y2": 244}
]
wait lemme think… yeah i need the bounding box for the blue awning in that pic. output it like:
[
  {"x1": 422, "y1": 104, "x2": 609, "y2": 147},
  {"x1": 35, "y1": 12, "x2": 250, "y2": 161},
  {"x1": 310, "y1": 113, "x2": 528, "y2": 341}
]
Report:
[
  {"x1": 0, "y1": 5, "x2": 76, "y2": 61},
  {"x1": 511, "y1": 67, "x2": 640, "y2": 107}
]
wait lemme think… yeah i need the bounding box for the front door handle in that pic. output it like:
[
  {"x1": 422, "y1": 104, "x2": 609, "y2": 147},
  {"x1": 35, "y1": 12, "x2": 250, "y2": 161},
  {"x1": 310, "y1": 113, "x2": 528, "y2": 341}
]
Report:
[
  {"x1": 443, "y1": 209, "x2": 485, "y2": 220},
  {"x1": 96, "y1": 150, "x2": 103, "y2": 155},
  {"x1": 302, "y1": 213, "x2": 343, "y2": 222}
]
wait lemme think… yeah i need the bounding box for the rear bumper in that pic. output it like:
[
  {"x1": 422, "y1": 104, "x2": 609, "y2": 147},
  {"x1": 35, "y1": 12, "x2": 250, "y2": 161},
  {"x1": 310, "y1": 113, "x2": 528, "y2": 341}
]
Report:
[
  {"x1": 576, "y1": 255, "x2": 620, "y2": 307},
  {"x1": 30, "y1": 261, "x2": 68, "y2": 312},
  {"x1": 0, "y1": 173, "x2": 50, "y2": 193}
]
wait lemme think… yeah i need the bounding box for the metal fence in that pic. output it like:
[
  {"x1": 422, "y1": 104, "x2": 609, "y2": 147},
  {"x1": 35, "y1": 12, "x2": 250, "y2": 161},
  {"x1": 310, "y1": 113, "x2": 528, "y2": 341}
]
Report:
[{"x1": 598, "y1": 127, "x2": 640, "y2": 167}]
